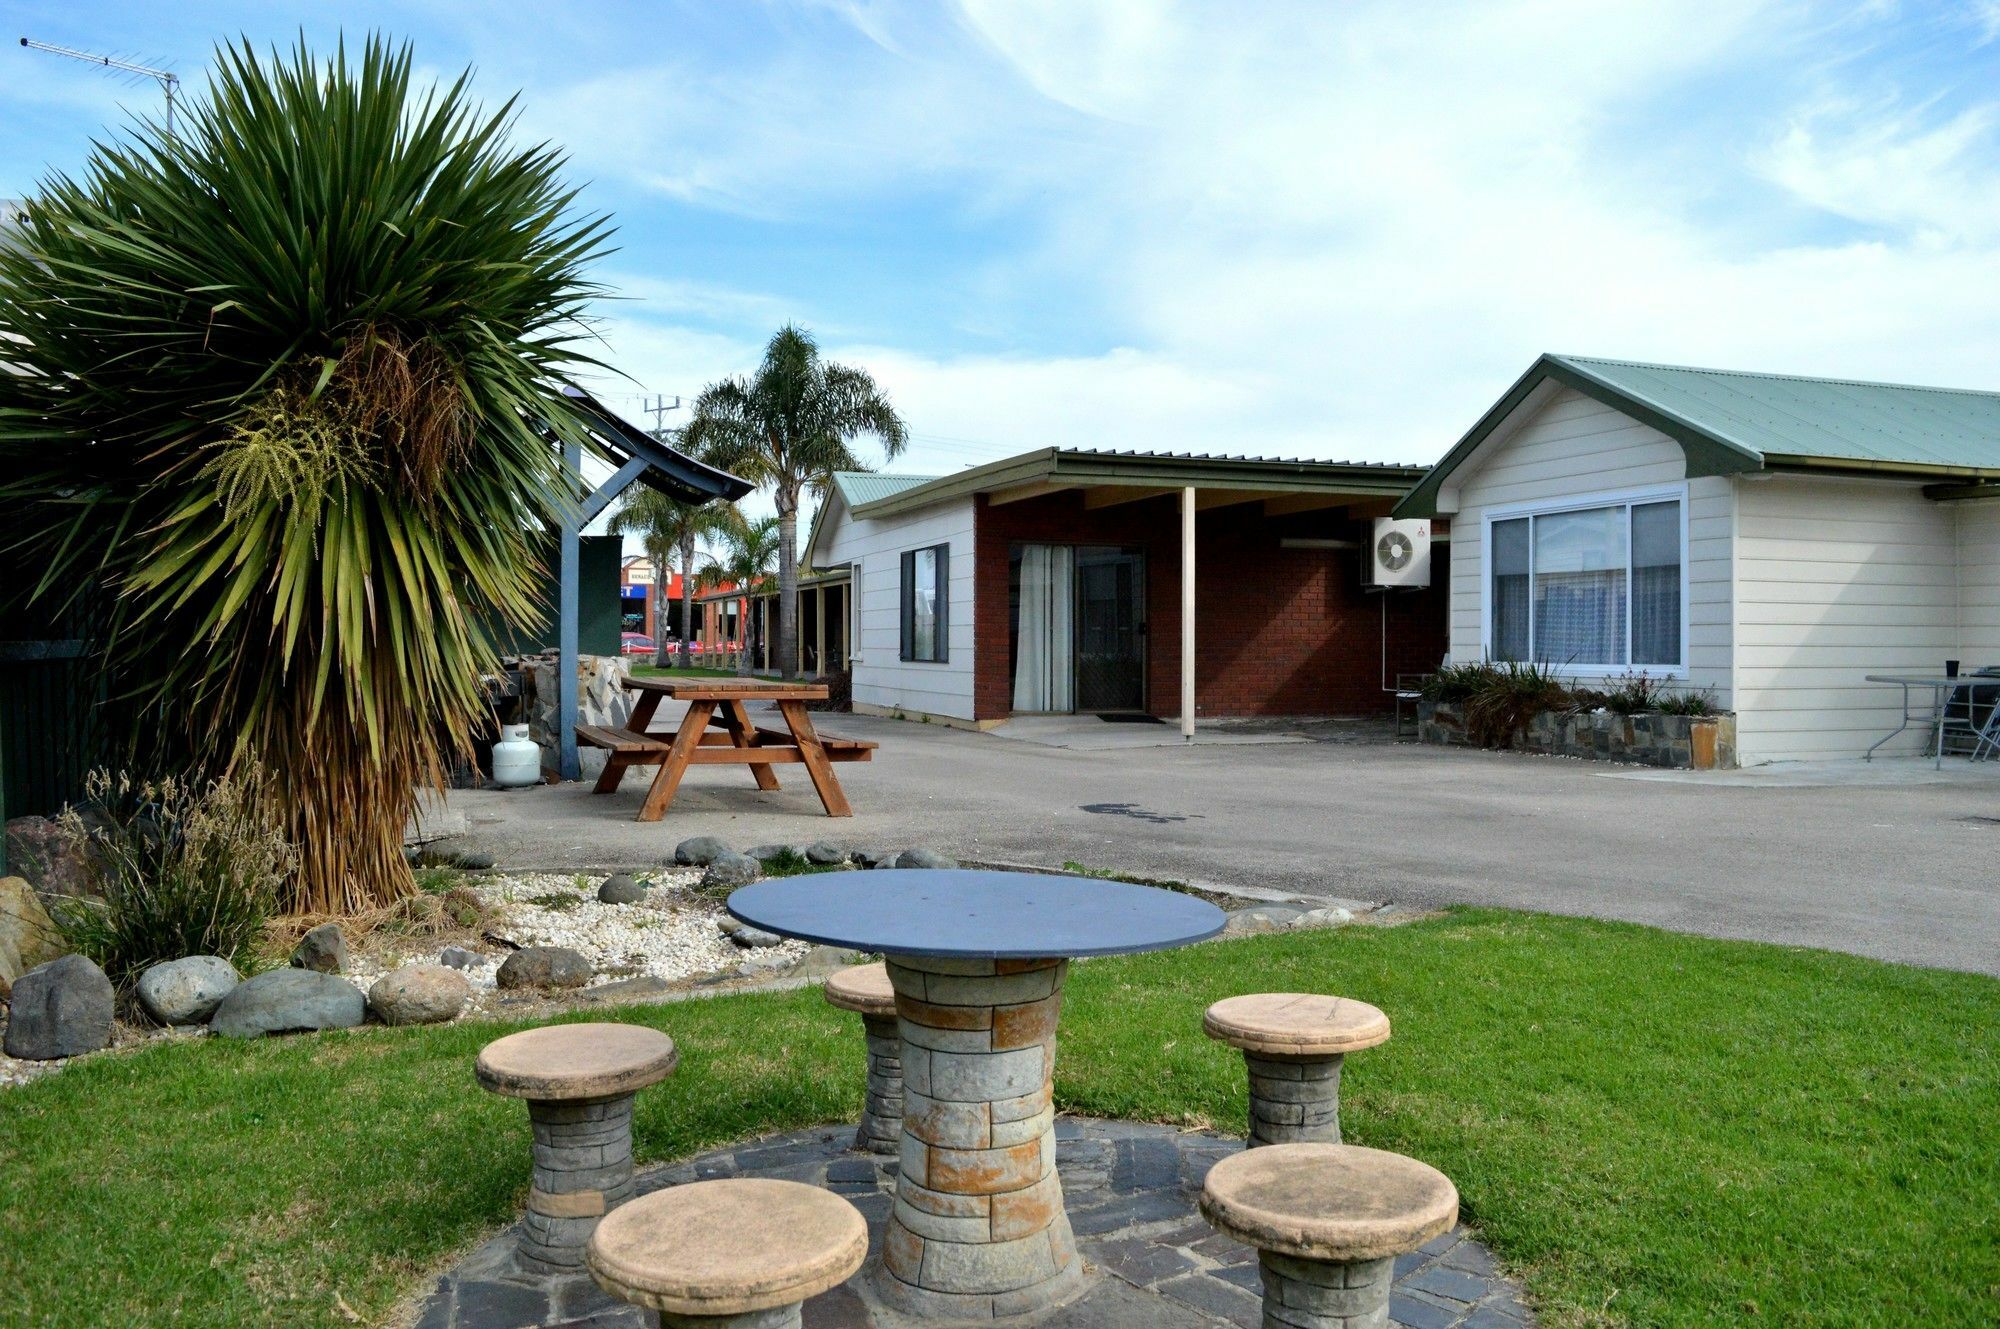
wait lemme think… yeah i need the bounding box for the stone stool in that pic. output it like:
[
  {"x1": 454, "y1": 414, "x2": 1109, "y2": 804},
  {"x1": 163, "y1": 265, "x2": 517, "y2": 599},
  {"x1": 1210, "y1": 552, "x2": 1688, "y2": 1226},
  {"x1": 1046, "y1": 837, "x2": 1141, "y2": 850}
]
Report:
[
  {"x1": 823, "y1": 961, "x2": 903, "y2": 1153},
  {"x1": 1201, "y1": 1142, "x2": 1458, "y2": 1329},
  {"x1": 476, "y1": 1021, "x2": 679, "y2": 1274},
  {"x1": 1203, "y1": 994, "x2": 1389, "y2": 1146},
  {"x1": 588, "y1": 1178, "x2": 868, "y2": 1329}
]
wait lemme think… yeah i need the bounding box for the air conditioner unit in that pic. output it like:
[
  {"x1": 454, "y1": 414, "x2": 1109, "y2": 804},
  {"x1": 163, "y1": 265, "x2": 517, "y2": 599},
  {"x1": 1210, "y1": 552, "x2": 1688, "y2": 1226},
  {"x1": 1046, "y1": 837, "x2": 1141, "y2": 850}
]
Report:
[{"x1": 1365, "y1": 518, "x2": 1431, "y2": 589}]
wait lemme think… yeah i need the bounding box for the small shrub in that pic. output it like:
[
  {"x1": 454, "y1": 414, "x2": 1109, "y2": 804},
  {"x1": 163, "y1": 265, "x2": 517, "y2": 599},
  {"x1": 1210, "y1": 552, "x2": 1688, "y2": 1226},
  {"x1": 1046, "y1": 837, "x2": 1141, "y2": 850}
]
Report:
[
  {"x1": 1420, "y1": 661, "x2": 1501, "y2": 704},
  {"x1": 50, "y1": 766, "x2": 290, "y2": 988},
  {"x1": 1462, "y1": 661, "x2": 1572, "y2": 747},
  {"x1": 1656, "y1": 688, "x2": 1717, "y2": 717},
  {"x1": 1603, "y1": 672, "x2": 1664, "y2": 715}
]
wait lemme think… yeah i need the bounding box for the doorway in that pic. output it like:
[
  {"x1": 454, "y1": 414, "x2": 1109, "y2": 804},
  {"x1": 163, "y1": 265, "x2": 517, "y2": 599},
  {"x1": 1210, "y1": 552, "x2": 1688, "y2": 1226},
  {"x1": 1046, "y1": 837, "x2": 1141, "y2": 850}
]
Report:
[{"x1": 1009, "y1": 544, "x2": 1147, "y2": 713}]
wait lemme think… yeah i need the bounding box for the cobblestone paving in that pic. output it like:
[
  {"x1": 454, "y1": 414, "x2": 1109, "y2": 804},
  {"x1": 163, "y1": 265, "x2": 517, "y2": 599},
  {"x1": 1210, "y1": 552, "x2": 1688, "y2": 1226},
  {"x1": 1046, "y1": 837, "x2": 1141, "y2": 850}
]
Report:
[{"x1": 413, "y1": 1118, "x2": 1534, "y2": 1329}]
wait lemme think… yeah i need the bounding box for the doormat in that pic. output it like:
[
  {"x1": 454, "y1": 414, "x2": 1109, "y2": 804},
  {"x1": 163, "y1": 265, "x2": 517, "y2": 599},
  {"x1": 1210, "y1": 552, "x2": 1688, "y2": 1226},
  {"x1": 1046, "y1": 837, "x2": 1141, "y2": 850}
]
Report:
[{"x1": 1096, "y1": 712, "x2": 1166, "y2": 724}]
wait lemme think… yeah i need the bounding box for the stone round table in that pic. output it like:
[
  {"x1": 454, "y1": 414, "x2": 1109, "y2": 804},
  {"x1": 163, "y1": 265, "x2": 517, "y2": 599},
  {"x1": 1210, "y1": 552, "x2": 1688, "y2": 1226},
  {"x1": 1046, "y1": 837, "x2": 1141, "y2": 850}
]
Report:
[{"x1": 730, "y1": 870, "x2": 1225, "y2": 1321}]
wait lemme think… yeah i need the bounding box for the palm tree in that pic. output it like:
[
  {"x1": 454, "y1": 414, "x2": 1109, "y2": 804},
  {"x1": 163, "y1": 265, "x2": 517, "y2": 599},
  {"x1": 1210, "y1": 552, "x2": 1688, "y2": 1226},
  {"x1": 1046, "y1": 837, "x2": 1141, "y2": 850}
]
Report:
[
  {"x1": 0, "y1": 39, "x2": 608, "y2": 913},
  {"x1": 608, "y1": 481, "x2": 737, "y2": 669},
  {"x1": 694, "y1": 513, "x2": 780, "y2": 674},
  {"x1": 682, "y1": 326, "x2": 907, "y2": 678}
]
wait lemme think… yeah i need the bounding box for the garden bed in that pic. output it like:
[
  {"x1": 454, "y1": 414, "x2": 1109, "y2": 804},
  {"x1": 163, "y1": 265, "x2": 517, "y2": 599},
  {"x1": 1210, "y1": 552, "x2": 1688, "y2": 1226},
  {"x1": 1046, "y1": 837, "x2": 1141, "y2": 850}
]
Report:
[{"x1": 1420, "y1": 700, "x2": 1738, "y2": 768}]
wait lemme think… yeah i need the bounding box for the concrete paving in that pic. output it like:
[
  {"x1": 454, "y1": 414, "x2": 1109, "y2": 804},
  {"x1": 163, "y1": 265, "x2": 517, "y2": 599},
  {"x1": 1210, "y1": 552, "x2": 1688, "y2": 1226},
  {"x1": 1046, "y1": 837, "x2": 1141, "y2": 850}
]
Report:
[{"x1": 447, "y1": 706, "x2": 2000, "y2": 977}]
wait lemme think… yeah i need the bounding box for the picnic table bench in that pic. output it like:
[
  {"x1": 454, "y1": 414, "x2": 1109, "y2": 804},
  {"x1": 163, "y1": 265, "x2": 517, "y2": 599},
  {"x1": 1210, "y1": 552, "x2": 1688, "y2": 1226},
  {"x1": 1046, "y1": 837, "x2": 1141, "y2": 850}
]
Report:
[{"x1": 578, "y1": 677, "x2": 875, "y2": 820}]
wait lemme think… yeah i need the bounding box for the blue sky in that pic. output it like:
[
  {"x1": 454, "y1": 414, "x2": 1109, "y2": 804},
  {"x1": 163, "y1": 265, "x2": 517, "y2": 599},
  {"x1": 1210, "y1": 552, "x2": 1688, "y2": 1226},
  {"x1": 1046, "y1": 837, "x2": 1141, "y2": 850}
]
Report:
[{"x1": 7, "y1": 0, "x2": 2000, "y2": 481}]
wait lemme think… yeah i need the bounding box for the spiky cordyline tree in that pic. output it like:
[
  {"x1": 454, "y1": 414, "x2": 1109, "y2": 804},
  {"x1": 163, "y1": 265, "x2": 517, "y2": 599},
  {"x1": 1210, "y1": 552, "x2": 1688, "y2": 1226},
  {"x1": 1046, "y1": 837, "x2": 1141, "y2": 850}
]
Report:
[
  {"x1": 0, "y1": 37, "x2": 610, "y2": 913},
  {"x1": 682, "y1": 325, "x2": 907, "y2": 679}
]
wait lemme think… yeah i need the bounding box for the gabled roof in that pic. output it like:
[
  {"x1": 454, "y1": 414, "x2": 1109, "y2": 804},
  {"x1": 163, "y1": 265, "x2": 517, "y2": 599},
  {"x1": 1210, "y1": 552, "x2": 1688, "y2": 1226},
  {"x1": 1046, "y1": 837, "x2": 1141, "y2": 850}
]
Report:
[
  {"x1": 561, "y1": 385, "x2": 753, "y2": 504},
  {"x1": 849, "y1": 448, "x2": 1427, "y2": 520},
  {"x1": 1396, "y1": 354, "x2": 2000, "y2": 516},
  {"x1": 830, "y1": 471, "x2": 943, "y2": 507}
]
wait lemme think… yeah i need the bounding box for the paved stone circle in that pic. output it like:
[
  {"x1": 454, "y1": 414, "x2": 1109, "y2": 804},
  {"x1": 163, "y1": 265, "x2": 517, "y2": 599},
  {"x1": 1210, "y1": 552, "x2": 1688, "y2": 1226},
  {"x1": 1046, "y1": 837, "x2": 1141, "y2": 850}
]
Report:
[{"x1": 412, "y1": 1118, "x2": 1534, "y2": 1329}]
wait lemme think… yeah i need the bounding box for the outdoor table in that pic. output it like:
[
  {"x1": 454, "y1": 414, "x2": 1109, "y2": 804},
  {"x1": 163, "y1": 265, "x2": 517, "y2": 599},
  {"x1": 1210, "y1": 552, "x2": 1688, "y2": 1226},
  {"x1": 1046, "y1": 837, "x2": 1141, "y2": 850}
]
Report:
[
  {"x1": 728, "y1": 869, "x2": 1226, "y2": 1320},
  {"x1": 580, "y1": 677, "x2": 874, "y2": 820},
  {"x1": 1863, "y1": 674, "x2": 1978, "y2": 770}
]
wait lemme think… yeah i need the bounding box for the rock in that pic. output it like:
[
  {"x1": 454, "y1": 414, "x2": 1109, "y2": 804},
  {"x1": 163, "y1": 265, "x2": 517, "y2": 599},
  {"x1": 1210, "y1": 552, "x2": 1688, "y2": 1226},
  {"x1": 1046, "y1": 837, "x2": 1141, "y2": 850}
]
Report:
[
  {"x1": 731, "y1": 926, "x2": 783, "y2": 949},
  {"x1": 848, "y1": 847, "x2": 893, "y2": 868},
  {"x1": 4, "y1": 816, "x2": 96, "y2": 901},
  {"x1": 211, "y1": 968, "x2": 367, "y2": 1038},
  {"x1": 796, "y1": 944, "x2": 865, "y2": 977},
  {"x1": 0, "y1": 875, "x2": 66, "y2": 986},
  {"x1": 3, "y1": 954, "x2": 114, "y2": 1059},
  {"x1": 368, "y1": 964, "x2": 470, "y2": 1025},
  {"x1": 892, "y1": 847, "x2": 958, "y2": 870},
  {"x1": 700, "y1": 851, "x2": 761, "y2": 891},
  {"x1": 290, "y1": 922, "x2": 348, "y2": 974},
  {"x1": 1295, "y1": 906, "x2": 1355, "y2": 930},
  {"x1": 745, "y1": 844, "x2": 798, "y2": 863},
  {"x1": 735, "y1": 952, "x2": 792, "y2": 978},
  {"x1": 452, "y1": 851, "x2": 496, "y2": 871},
  {"x1": 673, "y1": 835, "x2": 731, "y2": 867},
  {"x1": 597, "y1": 873, "x2": 647, "y2": 905},
  {"x1": 715, "y1": 915, "x2": 747, "y2": 937},
  {"x1": 135, "y1": 955, "x2": 240, "y2": 1026},
  {"x1": 439, "y1": 946, "x2": 485, "y2": 970},
  {"x1": 1224, "y1": 905, "x2": 1305, "y2": 936},
  {"x1": 805, "y1": 842, "x2": 850, "y2": 866},
  {"x1": 496, "y1": 945, "x2": 594, "y2": 990}
]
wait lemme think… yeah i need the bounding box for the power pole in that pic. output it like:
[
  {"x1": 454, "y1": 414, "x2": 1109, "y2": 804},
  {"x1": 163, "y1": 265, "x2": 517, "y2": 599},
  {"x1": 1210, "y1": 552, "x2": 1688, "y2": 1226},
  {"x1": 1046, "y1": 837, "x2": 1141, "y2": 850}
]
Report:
[
  {"x1": 643, "y1": 395, "x2": 682, "y2": 435},
  {"x1": 19, "y1": 37, "x2": 181, "y2": 136}
]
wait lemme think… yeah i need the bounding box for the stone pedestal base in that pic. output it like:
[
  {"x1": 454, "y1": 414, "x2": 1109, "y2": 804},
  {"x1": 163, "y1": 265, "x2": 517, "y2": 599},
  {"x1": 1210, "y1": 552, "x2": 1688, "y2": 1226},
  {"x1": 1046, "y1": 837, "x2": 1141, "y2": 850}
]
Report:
[
  {"x1": 1256, "y1": 1250, "x2": 1394, "y2": 1329},
  {"x1": 857, "y1": 1013, "x2": 904, "y2": 1154},
  {"x1": 521, "y1": 1094, "x2": 638, "y2": 1273},
  {"x1": 655, "y1": 1305, "x2": 803, "y2": 1329},
  {"x1": 877, "y1": 955, "x2": 1081, "y2": 1320},
  {"x1": 1244, "y1": 1052, "x2": 1343, "y2": 1147}
]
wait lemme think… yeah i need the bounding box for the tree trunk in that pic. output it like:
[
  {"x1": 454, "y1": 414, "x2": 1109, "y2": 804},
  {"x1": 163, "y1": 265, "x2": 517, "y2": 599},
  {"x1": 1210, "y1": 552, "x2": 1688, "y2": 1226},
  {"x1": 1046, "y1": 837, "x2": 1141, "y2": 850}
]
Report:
[
  {"x1": 651, "y1": 540, "x2": 671, "y2": 668},
  {"x1": 678, "y1": 530, "x2": 697, "y2": 671},
  {"x1": 776, "y1": 482, "x2": 800, "y2": 681}
]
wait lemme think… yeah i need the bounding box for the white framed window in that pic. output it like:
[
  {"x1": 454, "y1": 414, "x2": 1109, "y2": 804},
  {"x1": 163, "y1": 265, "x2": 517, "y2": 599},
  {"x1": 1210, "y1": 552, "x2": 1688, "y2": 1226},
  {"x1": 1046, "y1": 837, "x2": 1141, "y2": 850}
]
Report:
[
  {"x1": 1482, "y1": 485, "x2": 1687, "y2": 675},
  {"x1": 900, "y1": 543, "x2": 948, "y2": 663}
]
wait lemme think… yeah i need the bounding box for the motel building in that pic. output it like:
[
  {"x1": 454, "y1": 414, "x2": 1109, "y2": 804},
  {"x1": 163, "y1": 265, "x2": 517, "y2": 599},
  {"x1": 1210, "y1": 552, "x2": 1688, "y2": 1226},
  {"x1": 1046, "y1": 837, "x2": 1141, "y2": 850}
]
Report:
[{"x1": 800, "y1": 451, "x2": 1450, "y2": 732}]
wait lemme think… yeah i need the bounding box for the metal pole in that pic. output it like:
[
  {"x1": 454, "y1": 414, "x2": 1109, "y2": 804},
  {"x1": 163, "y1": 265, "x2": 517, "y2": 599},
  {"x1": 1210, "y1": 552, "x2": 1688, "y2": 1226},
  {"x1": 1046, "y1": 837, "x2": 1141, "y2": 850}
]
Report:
[
  {"x1": 1181, "y1": 486, "x2": 1196, "y2": 741},
  {"x1": 558, "y1": 437, "x2": 582, "y2": 782}
]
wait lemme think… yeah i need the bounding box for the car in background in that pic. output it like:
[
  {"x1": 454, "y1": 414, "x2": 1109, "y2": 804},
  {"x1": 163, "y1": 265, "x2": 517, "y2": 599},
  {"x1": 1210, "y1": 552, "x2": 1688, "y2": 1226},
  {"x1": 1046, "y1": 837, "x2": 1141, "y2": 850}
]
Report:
[{"x1": 620, "y1": 632, "x2": 656, "y2": 657}]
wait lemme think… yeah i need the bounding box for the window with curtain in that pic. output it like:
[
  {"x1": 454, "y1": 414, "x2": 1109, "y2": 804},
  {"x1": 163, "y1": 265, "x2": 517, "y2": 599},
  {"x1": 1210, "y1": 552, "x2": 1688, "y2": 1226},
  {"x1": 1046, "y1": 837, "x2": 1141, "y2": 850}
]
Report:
[
  {"x1": 1487, "y1": 495, "x2": 1683, "y2": 670},
  {"x1": 900, "y1": 544, "x2": 948, "y2": 663},
  {"x1": 1010, "y1": 544, "x2": 1074, "y2": 711}
]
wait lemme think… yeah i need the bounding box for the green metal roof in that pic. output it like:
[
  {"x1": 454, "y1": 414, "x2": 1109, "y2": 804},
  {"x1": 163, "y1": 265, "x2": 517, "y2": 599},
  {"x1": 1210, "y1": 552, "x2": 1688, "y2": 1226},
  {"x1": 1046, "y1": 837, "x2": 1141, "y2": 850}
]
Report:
[
  {"x1": 830, "y1": 471, "x2": 944, "y2": 507},
  {"x1": 1396, "y1": 354, "x2": 2000, "y2": 517}
]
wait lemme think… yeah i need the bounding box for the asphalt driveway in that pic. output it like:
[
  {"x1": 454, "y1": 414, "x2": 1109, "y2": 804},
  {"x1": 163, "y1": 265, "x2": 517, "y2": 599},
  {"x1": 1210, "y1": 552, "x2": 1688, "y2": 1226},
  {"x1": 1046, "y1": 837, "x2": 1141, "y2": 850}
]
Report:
[{"x1": 445, "y1": 709, "x2": 2000, "y2": 977}]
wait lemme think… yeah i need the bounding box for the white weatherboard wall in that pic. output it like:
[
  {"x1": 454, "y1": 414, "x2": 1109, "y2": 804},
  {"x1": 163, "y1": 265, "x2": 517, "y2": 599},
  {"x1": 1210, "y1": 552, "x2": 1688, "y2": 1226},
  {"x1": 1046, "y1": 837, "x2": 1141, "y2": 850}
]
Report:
[
  {"x1": 1961, "y1": 498, "x2": 2000, "y2": 664},
  {"x1": 814, "y1": 495, "x2": 977, "y2": 722},
  {"x1": 1733, "y1": 475, "x2": 1960, "y2": 762},
  {"x1": 1444, "y1": 386, "x2": 1735, "y2": 707}
]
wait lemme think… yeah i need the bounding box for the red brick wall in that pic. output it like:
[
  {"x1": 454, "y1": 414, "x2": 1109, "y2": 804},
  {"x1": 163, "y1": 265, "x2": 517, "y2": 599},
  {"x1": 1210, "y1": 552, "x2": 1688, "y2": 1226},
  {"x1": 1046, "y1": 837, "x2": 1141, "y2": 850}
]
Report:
[{"x1": 972, "y1": 492, "x2": 1448, "y2": 720}]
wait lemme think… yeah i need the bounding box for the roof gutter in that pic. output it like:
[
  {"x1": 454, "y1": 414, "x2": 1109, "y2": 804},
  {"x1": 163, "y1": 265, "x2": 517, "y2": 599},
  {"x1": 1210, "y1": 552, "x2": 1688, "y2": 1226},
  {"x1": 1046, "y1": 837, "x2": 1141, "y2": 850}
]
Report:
[{"x1": 1761, "y1": 454, "x2": 2000, "y2": 486}]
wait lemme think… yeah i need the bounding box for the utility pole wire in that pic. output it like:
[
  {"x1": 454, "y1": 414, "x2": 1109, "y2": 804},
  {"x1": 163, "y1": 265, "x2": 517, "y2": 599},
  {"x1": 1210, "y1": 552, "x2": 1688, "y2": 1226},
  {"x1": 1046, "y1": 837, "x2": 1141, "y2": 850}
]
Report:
[{"x1": 19, "y1": 37, "x2": 181, "y2": 136}]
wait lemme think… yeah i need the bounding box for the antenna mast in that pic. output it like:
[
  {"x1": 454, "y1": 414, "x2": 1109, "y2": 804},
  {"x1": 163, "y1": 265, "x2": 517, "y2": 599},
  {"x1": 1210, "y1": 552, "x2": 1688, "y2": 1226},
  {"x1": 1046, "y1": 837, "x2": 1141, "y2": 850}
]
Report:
[{"x1": 19, "y1": 37, "x2": 181, "y2": 136}]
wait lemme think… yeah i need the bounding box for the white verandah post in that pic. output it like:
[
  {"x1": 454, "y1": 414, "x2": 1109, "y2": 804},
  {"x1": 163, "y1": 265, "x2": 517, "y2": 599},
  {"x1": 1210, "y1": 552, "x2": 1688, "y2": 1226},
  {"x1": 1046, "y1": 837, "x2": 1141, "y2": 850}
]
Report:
[{"x1": 1181, "y1": 485, "x2": 1196, "y2": 741}]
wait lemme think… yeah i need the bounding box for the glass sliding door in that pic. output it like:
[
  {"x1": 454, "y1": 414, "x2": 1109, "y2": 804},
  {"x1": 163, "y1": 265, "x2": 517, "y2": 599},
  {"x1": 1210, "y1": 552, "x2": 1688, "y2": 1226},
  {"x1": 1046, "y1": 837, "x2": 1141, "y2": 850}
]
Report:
[{"x1": 1011, "y1": 544, "x2": 1074, "y2": 712}]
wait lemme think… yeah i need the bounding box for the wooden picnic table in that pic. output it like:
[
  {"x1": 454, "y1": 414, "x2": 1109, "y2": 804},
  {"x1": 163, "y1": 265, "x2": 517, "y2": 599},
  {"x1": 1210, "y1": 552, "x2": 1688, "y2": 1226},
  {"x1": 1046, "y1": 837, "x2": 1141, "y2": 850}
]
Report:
[{"x1": 577, "y1": 677, "x2": 875, "y2": 821}]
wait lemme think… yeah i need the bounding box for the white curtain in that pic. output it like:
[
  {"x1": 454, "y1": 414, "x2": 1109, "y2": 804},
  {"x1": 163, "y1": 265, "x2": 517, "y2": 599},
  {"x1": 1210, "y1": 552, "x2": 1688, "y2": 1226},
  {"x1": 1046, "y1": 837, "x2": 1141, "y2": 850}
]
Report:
[
  {"x1": 1532, "y1": 507, "x2": 1627, "y2": 666},
  {"x1": 1013, "y1": 545, "x2": 1074, "y2": 711}
]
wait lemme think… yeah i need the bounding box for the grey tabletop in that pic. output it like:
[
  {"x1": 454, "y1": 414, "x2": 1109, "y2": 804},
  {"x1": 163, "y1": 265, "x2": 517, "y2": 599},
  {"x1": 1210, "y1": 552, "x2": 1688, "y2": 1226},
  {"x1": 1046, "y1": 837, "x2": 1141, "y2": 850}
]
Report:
[{"x1": 727, "y1": 870, "x2": 1227, "y2": 959}]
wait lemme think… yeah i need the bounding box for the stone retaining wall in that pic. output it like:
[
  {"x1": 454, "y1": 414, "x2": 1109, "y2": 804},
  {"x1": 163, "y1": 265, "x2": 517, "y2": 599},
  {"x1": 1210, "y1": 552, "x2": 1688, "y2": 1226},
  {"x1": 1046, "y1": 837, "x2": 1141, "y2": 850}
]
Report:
[{"x1": 1419, "y1": 702, "x2": 1737, "y2": 769}]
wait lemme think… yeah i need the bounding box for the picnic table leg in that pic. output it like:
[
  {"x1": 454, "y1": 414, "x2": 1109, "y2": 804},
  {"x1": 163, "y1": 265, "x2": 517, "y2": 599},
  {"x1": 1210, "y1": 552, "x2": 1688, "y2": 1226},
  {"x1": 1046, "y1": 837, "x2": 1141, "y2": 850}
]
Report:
[
  {"x1": 626, "y1": 688, "x2": 665, "y2": 737},
  {"x1": 778, "y1": 699, "x2": 852, "y2": 817},
  {"x1": 592, "y1": 753, "x2": 635, "y2": 795},
  {"x1": 722, "y1": 699, "x2": 782, "y2": 792},
  {"x1": 638, "y1": 700, "x2": 714, "y2": 822}
]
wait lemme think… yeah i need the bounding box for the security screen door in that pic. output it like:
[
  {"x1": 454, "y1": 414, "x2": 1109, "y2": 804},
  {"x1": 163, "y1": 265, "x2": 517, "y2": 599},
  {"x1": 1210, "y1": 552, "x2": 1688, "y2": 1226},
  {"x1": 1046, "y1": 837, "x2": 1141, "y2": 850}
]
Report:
[{"x1": 1011, "y1": 544, "x2": 1146, "y2": 712}]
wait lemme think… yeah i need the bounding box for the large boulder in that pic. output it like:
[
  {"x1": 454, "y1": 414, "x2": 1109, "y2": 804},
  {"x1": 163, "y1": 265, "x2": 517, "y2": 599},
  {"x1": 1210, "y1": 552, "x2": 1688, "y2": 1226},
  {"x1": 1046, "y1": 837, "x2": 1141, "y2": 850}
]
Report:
[
  {"x1": 700, "y1": 851, "x2": 761, "y2": 891},
  {"x1": 4, "y1": 816, "x2": 96, "y2": 901},
  {"x1": 368, "y1": 965, "x2": 470, "y2": 1025},
  {"x1": 3, "y1": 954, "x2": 114, "y2": 1059},
  {"x1": 495, "y1": 946, "x2": 594, "y2": 990},
  {"x1": 210, "y1": 969, "x2": 366, "y2": 1038},
  {"x1": 135, "y1": 955, "x2": 240, "y2": 1026},
  {"x1": 0, "y1": 875, "x2": 67, "y2": 987},
  {"x1": 289, "y1": 923, "x2": 348, "y2": 974},
  {"x1": 672, "y1": 835, "x2": 731, "y2": 867},
  {"x1": 597, "y1": 873, "x2": 646, "y2": 905}
]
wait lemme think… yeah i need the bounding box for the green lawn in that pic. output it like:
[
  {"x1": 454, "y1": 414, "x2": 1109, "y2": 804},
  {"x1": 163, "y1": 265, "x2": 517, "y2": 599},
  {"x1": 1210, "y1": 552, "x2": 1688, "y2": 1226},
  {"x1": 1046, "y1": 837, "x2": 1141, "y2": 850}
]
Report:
[
  {"x1": 629, "y1": 662, "x2": 746, "y2": 679},
  {"x1": 1, "y1": 910, "x2": 1994, "y2": 1327}
]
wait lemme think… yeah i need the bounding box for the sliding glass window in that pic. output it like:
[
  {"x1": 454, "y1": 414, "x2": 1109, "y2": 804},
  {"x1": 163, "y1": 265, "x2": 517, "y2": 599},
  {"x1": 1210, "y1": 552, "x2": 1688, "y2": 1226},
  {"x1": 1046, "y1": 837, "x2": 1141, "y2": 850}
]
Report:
[{"x1": 1487, "y1": 494, "x2": 1683, "y2": 671}]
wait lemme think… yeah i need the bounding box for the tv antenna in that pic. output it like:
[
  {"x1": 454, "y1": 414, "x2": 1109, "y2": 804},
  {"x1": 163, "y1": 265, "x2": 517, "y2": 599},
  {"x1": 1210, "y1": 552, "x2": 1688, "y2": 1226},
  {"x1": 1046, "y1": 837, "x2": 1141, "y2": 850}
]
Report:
[{"x1": 19, "y1": 37, "x2": 181, "y2": 137}]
